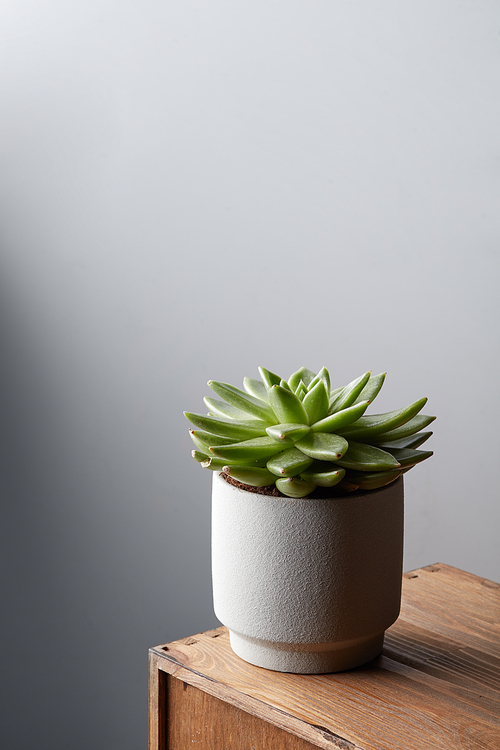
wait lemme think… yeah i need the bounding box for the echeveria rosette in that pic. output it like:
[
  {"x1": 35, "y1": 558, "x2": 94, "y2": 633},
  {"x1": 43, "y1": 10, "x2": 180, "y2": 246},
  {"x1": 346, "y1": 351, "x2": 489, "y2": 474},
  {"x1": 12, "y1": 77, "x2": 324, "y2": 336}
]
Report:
[{"x1": 185, "y1": 367, "x2": 435, "y2": 499}]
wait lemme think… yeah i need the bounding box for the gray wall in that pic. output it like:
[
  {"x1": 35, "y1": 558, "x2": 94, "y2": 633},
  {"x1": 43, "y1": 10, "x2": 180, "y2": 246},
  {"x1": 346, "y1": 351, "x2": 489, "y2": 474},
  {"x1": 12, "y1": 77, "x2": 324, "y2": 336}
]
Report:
[{"x1": 1, "y1": 2, "x2": 499, "y2": 748}]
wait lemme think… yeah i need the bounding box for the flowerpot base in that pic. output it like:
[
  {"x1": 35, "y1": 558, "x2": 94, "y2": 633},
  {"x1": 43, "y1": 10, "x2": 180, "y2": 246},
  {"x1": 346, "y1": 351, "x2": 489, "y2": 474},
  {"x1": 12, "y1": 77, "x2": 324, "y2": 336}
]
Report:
[{"x1": 228, "y1": 630, "x2": 385, "y2": 674}]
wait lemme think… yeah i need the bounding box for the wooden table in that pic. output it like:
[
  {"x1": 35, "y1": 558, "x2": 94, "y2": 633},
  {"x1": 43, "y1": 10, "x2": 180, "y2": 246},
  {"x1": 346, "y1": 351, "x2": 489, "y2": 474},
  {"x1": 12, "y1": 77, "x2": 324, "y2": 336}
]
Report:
[{"x1": 149, "y1": 564, "x2": 500, "y2": 749}]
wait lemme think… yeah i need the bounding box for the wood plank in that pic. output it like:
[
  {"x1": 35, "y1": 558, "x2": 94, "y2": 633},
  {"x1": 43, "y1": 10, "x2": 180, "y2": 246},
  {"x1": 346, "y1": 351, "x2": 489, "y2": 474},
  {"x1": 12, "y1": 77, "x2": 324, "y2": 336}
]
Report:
[
  {"x1": 149, "y1": 652, "x2": 167, "y2": 750},
  {"x1": 151, "y1": 565, "x2": 500, "y2": 750},
  {"x1": 384, "y1": 619, "x2": 500, "y2": 699},
  {"x1": 153, "y1": 640, "x2": 340, "y2": 750},
  {"x1": 153, "y1": 629, "x2": 500, "y2": 749},
  {"x1": 166, "y1": 674, "x2": 322, "y2": 750},
  {"x1": 399, "y1": 565, "x2": 500, "y2": 655}
]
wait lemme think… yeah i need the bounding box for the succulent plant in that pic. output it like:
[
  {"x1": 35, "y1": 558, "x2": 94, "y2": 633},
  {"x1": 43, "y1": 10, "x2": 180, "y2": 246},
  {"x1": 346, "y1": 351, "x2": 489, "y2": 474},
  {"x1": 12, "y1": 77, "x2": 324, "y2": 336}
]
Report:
[{"x1": 184, "y1": 367, "x2": 434, "y2": 499}]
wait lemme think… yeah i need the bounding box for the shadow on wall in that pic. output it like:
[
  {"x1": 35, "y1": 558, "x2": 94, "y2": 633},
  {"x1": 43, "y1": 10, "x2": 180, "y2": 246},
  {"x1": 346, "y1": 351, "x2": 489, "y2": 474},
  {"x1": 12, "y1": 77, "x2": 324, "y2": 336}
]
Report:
[
  {"x1": 0, "y1": 271, "x2": 125, "y2": 747},
  {"x1": 0, "y1": 268, "x2": 218, "y2": 750}
]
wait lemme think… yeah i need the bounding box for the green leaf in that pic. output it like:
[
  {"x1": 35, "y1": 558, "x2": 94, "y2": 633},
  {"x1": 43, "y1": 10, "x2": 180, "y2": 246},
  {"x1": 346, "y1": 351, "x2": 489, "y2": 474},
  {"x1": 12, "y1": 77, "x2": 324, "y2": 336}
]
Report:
[
  {"x1": 288, "y1": 367, "x2": 317, "y2": 391},
  {"x1": 243, "y1": 377, "x2": 269, "y2": 402},
  {"x1": 258, "y1": 366, "x2": 281, "y2": 389},
  {"x1": 210, "y1": 436, "x2": 285, "y2": 462},
  {"x1": 189, "y1": 429, "x2": 239, "y2": 453},
  {"x1": 268, "y1": 385, "x2": 309, "y2": 424},
  {"x1": 311, "y1": 400, "x2": 369, "y2": 433},
  {"x1": 191, "y1": 450, "x2": 207, "y2": 462},
  {"x1": 341, "y1": 469, "x2": 402, "y2": 491},
  {"x1": 353, "y1": 372, "x2": 386, "y2": 406},
  {"x1": 203, "y1": 397, "x2": 257, "y2": 421},
  {"x1": 376, "y1": 431, "x2": 433, "y2": 450},
  {"x1": 299, "y1": 465, "x2": 345, "y2": 487},
  {"x1": 337, "y1": 398, "x2": 429, "y2": 440},
  {"x1": 379, "y1": 447, "x2": 433, "y2": 469},
  {"x1": 267, "y1": 447, "x2": 314, "y2": 477},
  {"x1": 335, "y1": 441, "x2": 400, "y2": 471},
  {"x1": 327, "y1": 385, "x2": 343, "y2": 405},
  {"x1": 184, "y1": 412, "x2": 268, "y2": 440},
  {"x1": 367, "y1": 414, "x2": 436, "y2": 444},
  {"x1": 298, "y1": 458, "x2": 335, "y2": 472},
  {"x1": 208, "y1": 380, "x2": 275, "y2": 422},
  {"x1": 295, "y1": 432, "x2": 349, "y2": 461},
  {"x1": 320, "y1": 367, "x2": 331, "y2": 395},
  {"x1": 296, "y1": 382, "x2": 308, "y2": 401},
  {"x1": 329, "y1": 371, "x2": 371, "y2": 414},
  {"x1": 276, "y1": 476, "x2": 317, "y2": 498},
  {"x1": 222, "y1": 466, "x2": 277, "y2": 487},
  {"x1": 265, "y1": 423, "x2": 311, "y2": 444},
  {"x1": 302, "y1": 379, "x2": 329, "y2": 424},
  {"x1": 280, "y1": 379, "x2": 292, "y2": 391},
  {"x1": 201, "y1": 457, "x2": 228, "y2": 470},
  {"x1": 307, "y1": 366, "x2": 330, "y2": 394},
  {"x1": 202, "y1": 455, "x2": 268, "y2": 470}
]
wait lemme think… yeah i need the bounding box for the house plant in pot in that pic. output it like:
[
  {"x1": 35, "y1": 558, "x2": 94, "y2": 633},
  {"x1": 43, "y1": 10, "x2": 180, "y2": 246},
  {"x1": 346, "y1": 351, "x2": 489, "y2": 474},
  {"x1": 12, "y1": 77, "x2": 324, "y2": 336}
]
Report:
[{"x1": 185, "y1": 366, "x2": 434, "y2": 674}]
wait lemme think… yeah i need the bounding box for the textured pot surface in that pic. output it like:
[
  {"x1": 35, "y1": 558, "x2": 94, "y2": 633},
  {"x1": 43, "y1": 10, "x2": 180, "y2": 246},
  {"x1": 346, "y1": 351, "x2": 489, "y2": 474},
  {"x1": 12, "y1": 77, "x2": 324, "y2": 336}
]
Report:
[{"x1": 212, "y1": 472, "x2": 404, "y2": 673}]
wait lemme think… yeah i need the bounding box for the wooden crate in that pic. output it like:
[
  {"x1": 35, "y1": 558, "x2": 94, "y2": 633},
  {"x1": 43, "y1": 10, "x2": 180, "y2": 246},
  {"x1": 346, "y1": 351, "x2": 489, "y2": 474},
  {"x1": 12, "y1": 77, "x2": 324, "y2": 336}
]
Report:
[{"x1": 149, "y1": 564, "x2": 500, "y2": 749}]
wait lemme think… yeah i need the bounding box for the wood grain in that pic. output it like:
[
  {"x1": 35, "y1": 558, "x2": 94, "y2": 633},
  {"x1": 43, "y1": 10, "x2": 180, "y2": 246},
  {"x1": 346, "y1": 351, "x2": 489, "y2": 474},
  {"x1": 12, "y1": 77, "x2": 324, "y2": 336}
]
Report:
[
  {"x1": 150, "y1": 564, "x2": 500, "y2": 750},
  {"x1": 167, "y1": 674, "x2": 321, "y2": 750}
]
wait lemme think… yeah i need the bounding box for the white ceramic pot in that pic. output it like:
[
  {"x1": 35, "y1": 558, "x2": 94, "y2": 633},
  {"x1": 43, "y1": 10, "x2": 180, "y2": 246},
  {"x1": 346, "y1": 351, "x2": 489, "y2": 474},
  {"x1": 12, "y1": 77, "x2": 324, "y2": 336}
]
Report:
[{"x1": 212, "y1": 471, "x2": 404, "y2": 673}]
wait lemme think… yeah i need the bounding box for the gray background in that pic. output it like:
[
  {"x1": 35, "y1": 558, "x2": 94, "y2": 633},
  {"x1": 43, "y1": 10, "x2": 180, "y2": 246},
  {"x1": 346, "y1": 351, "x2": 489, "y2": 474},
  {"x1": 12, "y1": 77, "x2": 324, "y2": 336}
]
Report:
[{"x1": 1, "y1": 1, "x2": 499, "y2": 748}]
